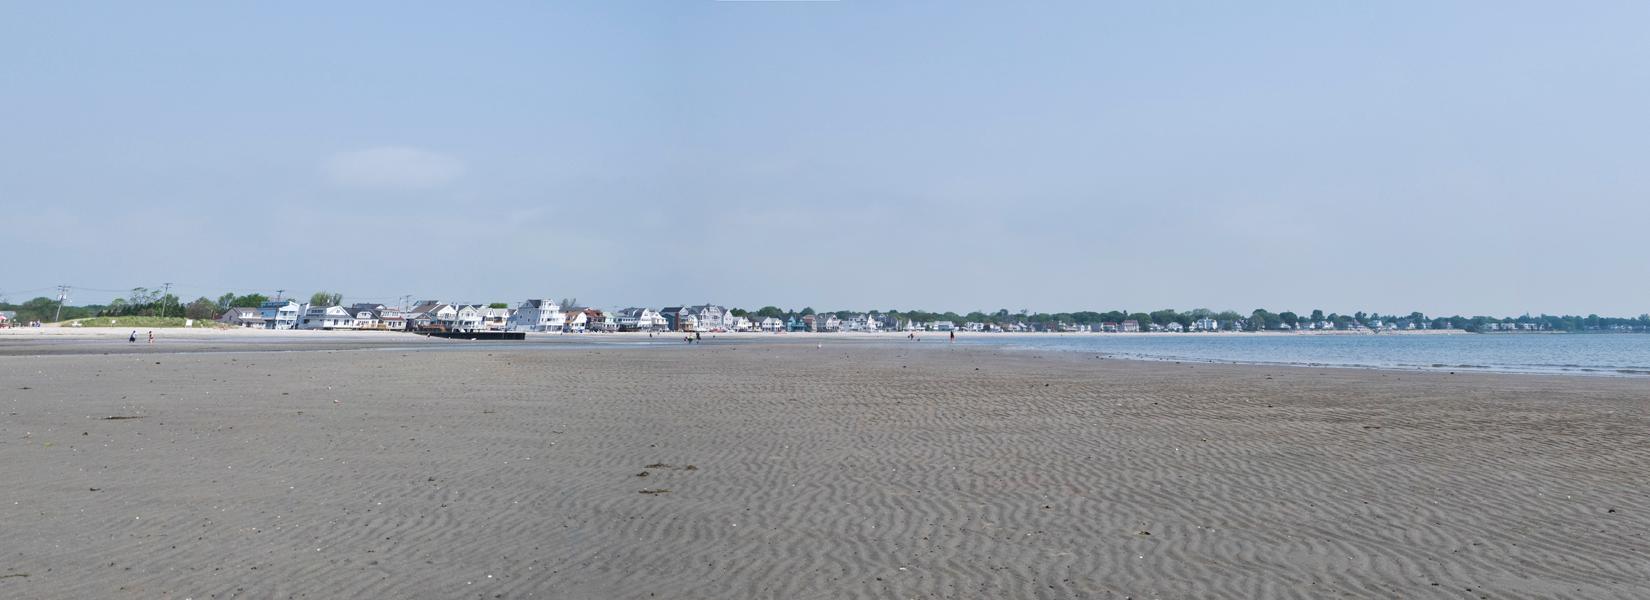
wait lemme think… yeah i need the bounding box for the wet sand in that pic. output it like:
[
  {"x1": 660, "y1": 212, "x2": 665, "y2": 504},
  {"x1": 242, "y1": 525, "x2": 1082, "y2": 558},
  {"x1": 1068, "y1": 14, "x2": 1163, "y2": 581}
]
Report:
[{"x1": 2, "y1": 340, "x2": 1646, "y2": 598}]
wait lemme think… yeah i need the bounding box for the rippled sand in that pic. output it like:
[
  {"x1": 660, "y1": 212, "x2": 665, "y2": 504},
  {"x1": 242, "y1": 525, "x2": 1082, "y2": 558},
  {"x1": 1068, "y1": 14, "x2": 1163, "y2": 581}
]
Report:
[{"x1": 2, "y1": 341, "x2": 1646, "y2": 598}]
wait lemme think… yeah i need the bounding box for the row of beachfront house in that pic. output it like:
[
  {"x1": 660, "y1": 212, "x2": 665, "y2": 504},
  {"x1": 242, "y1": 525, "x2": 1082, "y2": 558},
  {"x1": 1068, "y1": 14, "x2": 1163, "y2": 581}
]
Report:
[
  {"x1": 217, "y1": 299, "x2": 1453, "y2": 334},
  {"x1": 223, "y1": 299, "x2": 640, "y2": 333},
  {"x1": 221, "y1": 300, "x2": 516, "y2": 332},
  {"x1": 220, "y1": 300, "x2": 915, "y2": 334}
]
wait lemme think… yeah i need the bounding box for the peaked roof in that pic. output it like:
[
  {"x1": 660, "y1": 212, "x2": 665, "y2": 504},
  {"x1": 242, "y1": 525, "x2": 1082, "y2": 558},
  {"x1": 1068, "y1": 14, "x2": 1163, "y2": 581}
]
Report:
[
  {"x1": 409, "y1": 303, "x2": 444, "y2": 315},
  {"x1": 219, "y1": 307, "x2": 265, "y2": 321}
]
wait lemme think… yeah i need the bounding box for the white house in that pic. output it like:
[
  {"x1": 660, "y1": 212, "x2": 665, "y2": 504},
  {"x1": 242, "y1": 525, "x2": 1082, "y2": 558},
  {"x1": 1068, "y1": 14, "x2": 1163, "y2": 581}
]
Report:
[
  {"x1": 684, "y1": 305, "x2": 733, "y2": 332},
  {"x1": 759, "y1": 316, "x2": 784, "y2": 332},
  {"x1": 409, "y1": 302, "x2": 459, "y2": 330},
  {"x1": 586, "y1": 310, "x2": 619, "y2": 332},
  {"x1": 814, "y1": 314, "x2": 842, "y2": 332},
  {"x1": 258, "y1": 300, "x2": 301, "y2": 330},
  {"x1": 1193, "y1": 317, "x2": 1219, "y2": 331},
  {"x1": 347, "y1": 304, "x2": 383, "y2": 329},
  {"x1": 731, "y1": 315, "x2": 754, "y2": 332},
  {"x1": 298, "y1": 305, "x2": 357, "y2": 330},
  {"x1": 840, "y1": 314, "x2": 878, "y2": 332},
  {"x1": 481, "y1": 307, "x2": 512, "y2": 331},
  {"x1": 563, "y1": 309, "x2": 588, "y2": 333},
  {"x1": 454, "y1": 305, "x2": 485, "y2": 331},
  {"x1": 507, "y1": 299, "x2": 565, "y2": 332},
  {"x1": 616, "y1": 307, "x2": 667, "y2": 331},
  {"x1": 376, "y1": 306, "x2": 407, "y2": 331}
]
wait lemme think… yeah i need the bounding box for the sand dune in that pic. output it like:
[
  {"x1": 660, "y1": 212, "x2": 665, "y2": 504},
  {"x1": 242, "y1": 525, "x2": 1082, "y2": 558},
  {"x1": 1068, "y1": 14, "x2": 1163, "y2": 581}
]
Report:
[{"x1": 2, "y1": 342, "x2": 1646, "y2": 598}]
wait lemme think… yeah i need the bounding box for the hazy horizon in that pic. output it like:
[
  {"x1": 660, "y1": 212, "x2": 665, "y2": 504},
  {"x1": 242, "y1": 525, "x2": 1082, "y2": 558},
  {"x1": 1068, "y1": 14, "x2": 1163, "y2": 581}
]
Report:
[{"x1": 5, "y1": 2, "x2": 1648, "y2": 317}]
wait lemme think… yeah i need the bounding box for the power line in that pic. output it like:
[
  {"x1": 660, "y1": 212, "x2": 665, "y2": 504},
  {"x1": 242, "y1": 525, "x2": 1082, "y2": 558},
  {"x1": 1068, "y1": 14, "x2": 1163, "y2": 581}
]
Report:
[{"x1": 0, "y1": 286, "x2": 60, "y2": 297}]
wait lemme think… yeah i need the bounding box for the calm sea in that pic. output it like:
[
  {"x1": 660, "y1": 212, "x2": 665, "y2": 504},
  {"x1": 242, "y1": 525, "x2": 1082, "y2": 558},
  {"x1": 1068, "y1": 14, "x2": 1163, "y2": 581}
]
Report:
[{"x1": 951, "y1": 333, "x2": 1650, "y2": 376}]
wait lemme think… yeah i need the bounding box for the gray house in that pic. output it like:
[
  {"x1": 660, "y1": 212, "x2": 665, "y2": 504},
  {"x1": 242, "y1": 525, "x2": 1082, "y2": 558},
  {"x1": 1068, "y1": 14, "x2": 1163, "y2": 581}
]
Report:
[{"x1": 218, "y1": 307, "x2": 266, "y2": 328}]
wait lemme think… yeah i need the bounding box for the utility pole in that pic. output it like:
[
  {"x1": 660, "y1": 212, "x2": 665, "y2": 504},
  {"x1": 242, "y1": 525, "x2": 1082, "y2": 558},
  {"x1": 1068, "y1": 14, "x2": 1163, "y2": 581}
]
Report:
[
  {"x1": 160, "y1": 282, "x2": 173, "y2": 318},
  {"x1": 54, "y1": 285, "x2": 69, "y2": 323},
  {"x1": 275, "y1": 289, "x2": 285, "y2": 301}
]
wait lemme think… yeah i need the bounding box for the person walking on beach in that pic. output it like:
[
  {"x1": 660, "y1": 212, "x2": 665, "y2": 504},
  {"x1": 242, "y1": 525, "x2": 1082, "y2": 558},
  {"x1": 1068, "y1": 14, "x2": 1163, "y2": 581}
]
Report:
[
  {"x1": 128, "y1": 330, "x2": 137, "y2": 343},
  {"x1": 949, "y1": 330, "x2": 955, "y2": 343},
  {"x1": 147, "y1": 331, "x2": 154, "y2": 344}
]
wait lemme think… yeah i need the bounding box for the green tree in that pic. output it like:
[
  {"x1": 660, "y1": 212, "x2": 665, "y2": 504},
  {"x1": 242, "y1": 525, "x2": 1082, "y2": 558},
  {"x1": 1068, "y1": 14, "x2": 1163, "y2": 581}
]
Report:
[
  {"x1": 1310, "y1": 309, "x2": 1325, "y2": 323},
  {"x1": 488, "y1": 302, "x2": 509, "y2": 309},
  {"x1": 217, "y1": 293, "x2": 236, "y2": 309},
  {"x1": 310, "y1": 291, "x2": 343, "y2": 306},
  {"x1": 185, "y1": 297, "x2": 219, "y2": 320},
  {"x1": 756, "y1": 306, "x2": 786, "y2": 319},
  {"x1": 14, "y1": 296, "x2": 57, "y2": 322},
  {"x1": 129, "y1": 287, "x2": 157, "y2": 306},
  {"x1": 156, "y1": 294, "x2": 179, "y2": 318},
  {"x1": 1250, "y1": 309, "x2": 1282, "y2": 331},
  {"x1": 229, "y1": 294, "x2": 268, "y2": 308}
]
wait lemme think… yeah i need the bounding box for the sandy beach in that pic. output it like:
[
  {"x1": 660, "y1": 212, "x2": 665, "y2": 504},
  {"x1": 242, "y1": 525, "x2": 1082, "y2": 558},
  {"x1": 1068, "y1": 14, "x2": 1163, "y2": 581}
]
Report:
[{"x1": 2, "y1": 337, "x2": 1647, "y2": 599}]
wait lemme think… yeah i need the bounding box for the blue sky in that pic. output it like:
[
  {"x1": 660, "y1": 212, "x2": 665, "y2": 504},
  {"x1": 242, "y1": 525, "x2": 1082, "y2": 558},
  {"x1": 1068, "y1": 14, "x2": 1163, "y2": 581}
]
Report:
[{"x1": 3, "y1": 2, "x2": 1647, "y2": 316}]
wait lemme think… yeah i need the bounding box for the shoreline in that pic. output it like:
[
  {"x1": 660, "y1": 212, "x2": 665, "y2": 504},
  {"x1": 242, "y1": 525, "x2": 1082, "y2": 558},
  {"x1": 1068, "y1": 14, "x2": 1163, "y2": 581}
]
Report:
[{"x1": 3, "y1": 328, "x2": 1644, "y2": 378}]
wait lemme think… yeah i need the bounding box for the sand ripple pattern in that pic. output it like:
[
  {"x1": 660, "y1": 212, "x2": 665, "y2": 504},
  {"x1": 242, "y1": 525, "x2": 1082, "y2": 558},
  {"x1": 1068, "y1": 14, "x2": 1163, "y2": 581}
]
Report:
[{"x1": 2, "y1": 344, "x2": 1648, "y2": 598}]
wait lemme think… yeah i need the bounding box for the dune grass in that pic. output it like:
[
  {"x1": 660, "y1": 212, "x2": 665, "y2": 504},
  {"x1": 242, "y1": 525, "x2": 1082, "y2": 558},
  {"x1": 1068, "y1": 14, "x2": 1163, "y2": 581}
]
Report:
[{"x1": 62, "y1": 316, "x2": 217, "y2": 328}]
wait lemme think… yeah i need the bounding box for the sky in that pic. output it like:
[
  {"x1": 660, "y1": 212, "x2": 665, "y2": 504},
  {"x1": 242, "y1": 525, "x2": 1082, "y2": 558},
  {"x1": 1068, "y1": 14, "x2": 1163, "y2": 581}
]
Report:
[{"x1": 3, "y1": 1, "x2": 1647, "y2": 317}]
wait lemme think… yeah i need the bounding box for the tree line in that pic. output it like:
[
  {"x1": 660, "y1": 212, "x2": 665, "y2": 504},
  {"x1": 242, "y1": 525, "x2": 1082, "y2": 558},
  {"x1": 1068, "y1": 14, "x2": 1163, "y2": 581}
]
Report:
[
  {"x1": 7, "y1": 290, "x2": 1649, "y2": 333},
  {"x1": 0, "y1": 288, "x2": 348, "y2": 323},
  {"x1": 723, "y1": 306, "x2": 1650, "y2": 332}
]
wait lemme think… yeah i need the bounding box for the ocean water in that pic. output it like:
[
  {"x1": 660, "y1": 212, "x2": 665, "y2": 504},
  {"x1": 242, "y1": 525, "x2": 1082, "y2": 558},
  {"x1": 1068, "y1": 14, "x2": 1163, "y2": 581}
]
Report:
[{"x1": 952, "y1": 333, "x2": 1650, "y2": 376}]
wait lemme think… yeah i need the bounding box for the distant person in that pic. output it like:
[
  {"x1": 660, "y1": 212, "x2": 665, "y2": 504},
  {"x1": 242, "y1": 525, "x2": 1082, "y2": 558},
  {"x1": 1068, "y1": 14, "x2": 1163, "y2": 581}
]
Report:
[
  {"x1": 950, "y1": 330, "x2": 956, "y2": 343},
  {"x1": 128, "y1": 331, "x2": 137, "y2": 343},
  {"x1": 695, "y1": 331, "x2": 702, "y2": 342},
  {"x1": 147, "y1": 331, "x2": 154, "y2": 344}
]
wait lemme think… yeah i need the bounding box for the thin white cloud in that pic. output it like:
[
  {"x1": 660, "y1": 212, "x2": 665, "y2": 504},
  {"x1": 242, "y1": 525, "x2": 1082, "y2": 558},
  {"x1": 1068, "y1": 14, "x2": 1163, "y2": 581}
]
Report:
[{"x1": 323, "y1": 146, "x2": 466, "y2": 190}]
